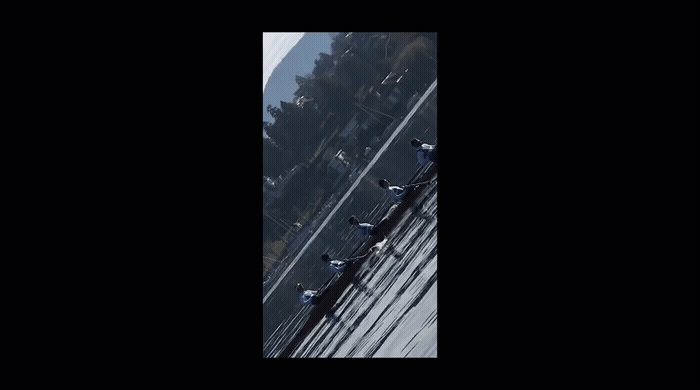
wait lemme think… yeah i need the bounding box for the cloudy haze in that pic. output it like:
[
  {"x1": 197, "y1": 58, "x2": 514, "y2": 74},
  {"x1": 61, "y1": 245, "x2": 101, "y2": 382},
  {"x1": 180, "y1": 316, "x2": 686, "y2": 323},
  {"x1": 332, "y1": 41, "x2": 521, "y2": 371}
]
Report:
[{"x1": 263, "y1": 32, "x2": 305, "y2": 93}]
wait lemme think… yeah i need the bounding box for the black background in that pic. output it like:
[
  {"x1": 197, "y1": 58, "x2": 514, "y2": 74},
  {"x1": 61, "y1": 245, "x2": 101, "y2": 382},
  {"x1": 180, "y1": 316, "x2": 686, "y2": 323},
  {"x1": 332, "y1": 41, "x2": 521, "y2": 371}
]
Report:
[{"x1": 57, "y1": 4, "x2": 696, "y2": 389}]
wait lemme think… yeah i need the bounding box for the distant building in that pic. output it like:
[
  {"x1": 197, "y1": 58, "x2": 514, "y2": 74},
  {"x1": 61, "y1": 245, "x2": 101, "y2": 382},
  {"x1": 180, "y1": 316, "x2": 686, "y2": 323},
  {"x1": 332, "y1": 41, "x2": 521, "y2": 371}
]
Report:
[
  {"x1": 262, "y1": 176, "x2": 278, "y2": 208},
  {"x1": 327, "y1": 149, "x2": 350, "y2": 177},
  {"x1": 327, "y1": 149, "x2": 353, "y2": 191},
  {"x1": 275, "y1": 165, "x2": 300, "y2": 199},
  {"x1": 262, "y1": 165, "x2": 302, "y2": 207},
  {"x1": 305, "y1": 118, "x2": 343, "y2": 171},
  {"x1": 339, "y1": 113, "x2": 359, "y2": 139},
  {"x1": 371, "y1": 70, "x2": 409, "y2": 113},
  {"x1": 379, "y1": 71, "x2": 407, "y2": 112},
  {"x1": 359, "y1": 114, "x2": 383, "y2": 133}
]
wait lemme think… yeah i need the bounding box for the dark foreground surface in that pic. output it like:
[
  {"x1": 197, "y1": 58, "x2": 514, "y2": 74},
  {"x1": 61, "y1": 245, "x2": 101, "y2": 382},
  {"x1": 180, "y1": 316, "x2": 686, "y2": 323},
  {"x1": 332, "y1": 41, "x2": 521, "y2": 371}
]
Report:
[
  {"x1": 291, "y1": 178, "x2": 437, "y2": 357},
  {"x1": 276, "y1": 164, "x2": 437, "y2": 357}
]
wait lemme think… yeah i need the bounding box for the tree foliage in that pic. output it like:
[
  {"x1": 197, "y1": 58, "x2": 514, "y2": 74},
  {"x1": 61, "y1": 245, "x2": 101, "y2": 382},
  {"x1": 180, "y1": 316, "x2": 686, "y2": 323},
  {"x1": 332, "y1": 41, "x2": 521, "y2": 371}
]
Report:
[
  {"x1": 315, "y1": 74, "x2": 355, "y2": 114},
  {"x1": 311, "y1": 52, "x2": 335, "y2": 78},
  {"x1": 334, "y1": 53, "x2": 378, "y2": 92},
  {"x1": 330, "y1": 33, "x2": 352, "y2": 56},
  {"x1": 266, "y1": 32, "x2": 437, "y2": 172},
  {"x1": 390, "y1": 36, "x2": 436, "y2": 93},
  {"x1": 266, "y1": 105, "x2": 282, "y2": 121},
  {"x1": 263, "y1": 136, "x2": 293, "y2": 178},
  {"x1": 392, "y1": 36, "x2": 432, "y2": 73},
  {"x1": 264, "y1": 99, "x2": 325, "y2": 162}
]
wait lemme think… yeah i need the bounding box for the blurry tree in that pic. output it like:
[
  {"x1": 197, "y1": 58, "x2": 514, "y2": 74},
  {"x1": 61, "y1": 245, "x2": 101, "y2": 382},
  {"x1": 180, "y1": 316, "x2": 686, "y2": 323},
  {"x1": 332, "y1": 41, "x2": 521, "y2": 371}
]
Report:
[
  {"x1": 334, "y1": 53, "x2": 379, "y2": 93},
  {"x1": 330, "y1": 33, "x2": 352, "y2": 56},
  {"x1": 293, "y1": 75, "x2": 313, "y2": 98},
  {"x1": 263, "y1": 135, "x2": 293, "y2": 178},
  {"x1": 311, "y1": 52, "x2": 335, "y2": 78},
  {"x1": 392, "y1": 36, "x2": 436, "y2": 92},
  {"x1": 264, "y1": 99, "x2": 325, "y2": 162},
  {"x1": 266, "y1": 104, "x2": 283, "y2": 121}
]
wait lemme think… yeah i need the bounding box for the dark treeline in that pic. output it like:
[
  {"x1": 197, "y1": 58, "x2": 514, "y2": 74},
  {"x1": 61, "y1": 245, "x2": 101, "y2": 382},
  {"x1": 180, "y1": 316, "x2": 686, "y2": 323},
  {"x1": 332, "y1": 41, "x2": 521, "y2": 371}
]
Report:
[{"x1": 263, "y1": 32, "x2": 437, "y2": 179}]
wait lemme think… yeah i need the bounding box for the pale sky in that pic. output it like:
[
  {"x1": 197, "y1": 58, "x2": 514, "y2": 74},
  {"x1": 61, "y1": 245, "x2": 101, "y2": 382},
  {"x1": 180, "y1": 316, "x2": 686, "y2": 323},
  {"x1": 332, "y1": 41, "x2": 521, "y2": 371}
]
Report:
[{"x1": 263, "y1": 32, "x2": 305, "y2": 93}]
